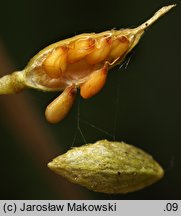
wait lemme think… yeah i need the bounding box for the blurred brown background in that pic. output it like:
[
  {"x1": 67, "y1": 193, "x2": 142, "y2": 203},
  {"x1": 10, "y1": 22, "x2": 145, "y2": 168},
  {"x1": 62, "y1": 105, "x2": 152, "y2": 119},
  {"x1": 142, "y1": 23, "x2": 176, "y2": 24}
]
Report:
[{"x1": 0, "y1": 0, "x2": 181, "y2": 199}]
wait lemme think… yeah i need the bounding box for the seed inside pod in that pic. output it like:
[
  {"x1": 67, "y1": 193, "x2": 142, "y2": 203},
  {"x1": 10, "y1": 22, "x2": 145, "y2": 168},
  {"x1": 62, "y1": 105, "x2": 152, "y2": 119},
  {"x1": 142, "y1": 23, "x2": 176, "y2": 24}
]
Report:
[
  {"x1": 86, "y1": 36, "x2": 112, "y2": 65},
  {"x1": 48, "y1": 140, "x2": 164, "y2": 194},
  {"x1": 108, "y1": 36, "x2": 130, "y2": 61}
]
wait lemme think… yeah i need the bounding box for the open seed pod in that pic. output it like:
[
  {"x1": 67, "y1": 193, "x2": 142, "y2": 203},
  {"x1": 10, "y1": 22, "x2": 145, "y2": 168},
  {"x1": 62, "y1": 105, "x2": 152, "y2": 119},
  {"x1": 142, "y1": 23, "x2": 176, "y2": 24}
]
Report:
[
  {"x1": 0, "y1": 5, "x2": 175, "y2": 123},
  {"x1": 48, "y1": 140, "x2": 164, "y2": 194}
]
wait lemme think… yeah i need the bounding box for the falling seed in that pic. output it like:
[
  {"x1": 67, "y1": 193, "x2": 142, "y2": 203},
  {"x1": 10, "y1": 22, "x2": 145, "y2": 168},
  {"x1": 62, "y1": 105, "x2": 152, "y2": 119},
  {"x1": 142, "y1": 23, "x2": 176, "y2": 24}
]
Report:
[{"x1": 48, "y1": 140, "x2": 164, "y2": 194}]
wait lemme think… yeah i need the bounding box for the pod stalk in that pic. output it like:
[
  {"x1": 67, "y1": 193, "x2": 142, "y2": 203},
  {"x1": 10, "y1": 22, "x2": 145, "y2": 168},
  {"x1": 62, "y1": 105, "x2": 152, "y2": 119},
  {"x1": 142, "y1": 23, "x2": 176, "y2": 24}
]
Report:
[
  {"x1": 116, "y1": 4, "x2": 176, "y2": 67},
  {"x1": 0, "y1": 71, "x2": 26, "y2": 94},
  {"x1": 132, "y1": 4, "x2": 176, "y2": 34}
]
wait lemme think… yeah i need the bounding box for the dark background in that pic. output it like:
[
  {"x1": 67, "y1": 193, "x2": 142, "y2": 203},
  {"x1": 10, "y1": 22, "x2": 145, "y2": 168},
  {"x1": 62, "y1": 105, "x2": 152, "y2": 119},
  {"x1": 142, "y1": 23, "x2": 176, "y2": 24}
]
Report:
[{"x1": 0, "y1": 0, "x2": 180, "y2": 199}]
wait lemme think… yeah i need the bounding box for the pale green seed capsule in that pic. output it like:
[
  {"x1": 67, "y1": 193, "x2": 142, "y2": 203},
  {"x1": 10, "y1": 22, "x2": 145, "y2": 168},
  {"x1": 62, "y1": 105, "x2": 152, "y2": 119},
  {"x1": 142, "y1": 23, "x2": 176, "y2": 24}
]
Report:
[{"x1": 48, "y1": 140, "x2": 164, "y2": 194}]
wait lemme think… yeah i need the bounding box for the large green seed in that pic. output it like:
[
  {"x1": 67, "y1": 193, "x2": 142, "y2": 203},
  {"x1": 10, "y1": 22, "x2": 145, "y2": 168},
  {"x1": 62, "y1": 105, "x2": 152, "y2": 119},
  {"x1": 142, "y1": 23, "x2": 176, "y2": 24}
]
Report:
[{"x1": 48, "y1": 140, "x2": 164, "y2": 194}]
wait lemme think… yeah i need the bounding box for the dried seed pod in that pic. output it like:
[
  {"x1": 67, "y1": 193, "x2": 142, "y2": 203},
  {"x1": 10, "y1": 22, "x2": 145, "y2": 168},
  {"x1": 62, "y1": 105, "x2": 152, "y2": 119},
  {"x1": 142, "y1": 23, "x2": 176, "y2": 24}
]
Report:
[
  {"x1": 48, "y1": 140, "x2": 164, "y2": 194},
  {"x1": 0, "y1": 5, "x2": 175, "y2": 123}
]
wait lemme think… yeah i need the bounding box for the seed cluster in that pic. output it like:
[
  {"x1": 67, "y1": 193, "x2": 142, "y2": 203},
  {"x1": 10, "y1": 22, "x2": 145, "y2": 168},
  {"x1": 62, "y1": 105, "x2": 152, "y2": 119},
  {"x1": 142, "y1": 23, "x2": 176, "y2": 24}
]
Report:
[{"x1": 42, "y1": 33, "x2": 129, "y2": 86}]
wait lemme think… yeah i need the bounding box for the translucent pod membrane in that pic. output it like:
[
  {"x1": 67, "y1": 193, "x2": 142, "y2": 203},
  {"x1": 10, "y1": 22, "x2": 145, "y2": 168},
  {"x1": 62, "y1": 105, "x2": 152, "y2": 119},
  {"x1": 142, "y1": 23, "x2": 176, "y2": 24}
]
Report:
[{"x1": 48, "y1": 140, "x2": 164, "y2": 194}]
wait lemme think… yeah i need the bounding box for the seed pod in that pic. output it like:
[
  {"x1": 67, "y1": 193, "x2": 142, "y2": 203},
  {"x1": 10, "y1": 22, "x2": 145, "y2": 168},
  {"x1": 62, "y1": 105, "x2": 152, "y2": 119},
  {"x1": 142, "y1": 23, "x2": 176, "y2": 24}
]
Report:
[
  {"x1": 0, "y1": 5, "x2": 175, "y2": 95},
  {"x1": 0, "y1": 5, "x2": 176, "y2": 123},
  {"x1": 48, "y1": 140, "x2": 164, "y2": 194}
]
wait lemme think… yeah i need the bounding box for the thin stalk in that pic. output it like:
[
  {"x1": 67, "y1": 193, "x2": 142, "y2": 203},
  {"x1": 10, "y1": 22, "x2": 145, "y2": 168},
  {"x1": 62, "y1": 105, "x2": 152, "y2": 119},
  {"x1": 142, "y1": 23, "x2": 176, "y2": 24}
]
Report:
[
  {"x1": 0, "y1": 71, "x2": 25, "y2": 94},
  {"x1": 132, "y1": 4, "x2": 176, "y2": 34}
]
